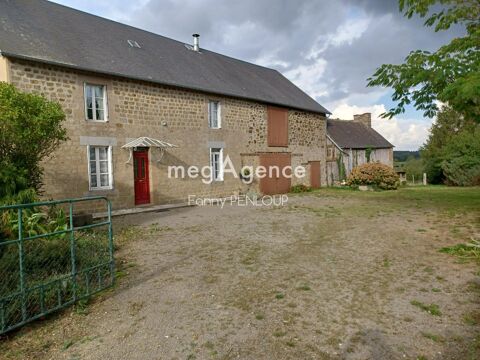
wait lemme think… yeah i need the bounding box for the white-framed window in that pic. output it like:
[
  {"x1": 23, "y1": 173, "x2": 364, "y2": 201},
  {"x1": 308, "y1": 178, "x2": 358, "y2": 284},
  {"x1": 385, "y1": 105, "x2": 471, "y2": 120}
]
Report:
[
  {"x1": 88, "y1": 146, "x2": 113, "y2": 190},
  {"x1": 208, "y1": 101, "x2": 221, "y2": 129},
  {"x1": 84, "y1": 83, "x2": 107, "y2": 121},
  {"x1": 210, "y1": 148, "x2": 224, "y2": 182}
]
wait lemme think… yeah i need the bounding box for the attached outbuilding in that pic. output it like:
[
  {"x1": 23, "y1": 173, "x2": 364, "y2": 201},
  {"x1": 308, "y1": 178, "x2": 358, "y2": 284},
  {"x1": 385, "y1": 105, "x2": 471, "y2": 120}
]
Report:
[{"x1": 326, "y1": 113, "x2": 394, "y2": 185}]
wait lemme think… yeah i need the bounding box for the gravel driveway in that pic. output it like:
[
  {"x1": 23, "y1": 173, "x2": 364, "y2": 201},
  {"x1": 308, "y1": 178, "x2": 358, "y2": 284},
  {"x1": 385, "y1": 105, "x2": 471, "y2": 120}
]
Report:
[{"x1": 2, "y1": 188, "x2": 479, "y2": 360}]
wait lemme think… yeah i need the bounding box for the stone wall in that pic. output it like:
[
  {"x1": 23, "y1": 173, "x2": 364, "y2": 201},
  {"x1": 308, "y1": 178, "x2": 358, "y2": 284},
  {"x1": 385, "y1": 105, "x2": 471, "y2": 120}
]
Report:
[
  {"x1": 326, "y1": 136, "x2": 394, "y2": 186},
  {"x1": 7, "y1": 58, "x2": 327, "y2": 211},
  {"x1": 0, "y1": 56, "x2": 10, "y2": 82}
]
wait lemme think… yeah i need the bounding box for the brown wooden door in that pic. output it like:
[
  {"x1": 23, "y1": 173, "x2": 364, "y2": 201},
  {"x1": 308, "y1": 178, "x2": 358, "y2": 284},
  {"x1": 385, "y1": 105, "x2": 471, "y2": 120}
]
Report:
[
  {"x1": 259, "y1": 153, "x2": 291, "y2": 195},
  {"x1": 133, "y1": 149, "x2": 150, "y2": 205},
  {"x1": 310, "y1": 161, "x2": 321, "y2": 188}
]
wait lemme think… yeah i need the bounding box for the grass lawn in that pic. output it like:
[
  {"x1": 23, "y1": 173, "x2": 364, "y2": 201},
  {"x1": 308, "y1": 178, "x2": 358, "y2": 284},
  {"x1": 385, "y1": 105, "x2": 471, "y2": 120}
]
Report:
[{"x1": 1, "y1": 186, "x2": 479, "y2": 360}]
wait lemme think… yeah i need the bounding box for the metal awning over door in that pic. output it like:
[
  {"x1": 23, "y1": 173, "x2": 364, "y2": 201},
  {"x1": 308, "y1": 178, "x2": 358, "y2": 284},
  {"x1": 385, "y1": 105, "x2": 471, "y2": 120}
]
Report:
[{"x1": 121, "y1": 137, "x2": 177, "y2": 149}]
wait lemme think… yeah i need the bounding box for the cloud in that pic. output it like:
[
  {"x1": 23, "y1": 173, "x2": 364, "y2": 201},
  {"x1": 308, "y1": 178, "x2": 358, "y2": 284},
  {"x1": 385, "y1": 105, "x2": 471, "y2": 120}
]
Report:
[
  {"x1": 284, "y1": 60, "x2": 328, "y2": 99},
  {"x1": 331, "y1": 103, "x2": 432, "y2": 150}
]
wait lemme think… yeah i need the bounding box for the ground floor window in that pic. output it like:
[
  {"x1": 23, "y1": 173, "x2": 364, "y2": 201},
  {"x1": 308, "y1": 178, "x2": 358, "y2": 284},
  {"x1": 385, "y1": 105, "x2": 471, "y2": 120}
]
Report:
[
  {"x1": 210, "y1": 148, "x2": 223, "y2": 182},
  {"x1": 88, "y1": 146, "x2": 113, "y2": 190}
]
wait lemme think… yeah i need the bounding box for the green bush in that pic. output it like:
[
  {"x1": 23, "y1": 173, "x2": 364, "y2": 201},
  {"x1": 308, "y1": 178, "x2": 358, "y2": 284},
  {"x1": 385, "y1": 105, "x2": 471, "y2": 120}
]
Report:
[
  {"x1": 0, "y1": 82, "x2": 67, "y2": 192},
  {"x1": 347, "y1": 162, "x2": 399, "y2": 190}
]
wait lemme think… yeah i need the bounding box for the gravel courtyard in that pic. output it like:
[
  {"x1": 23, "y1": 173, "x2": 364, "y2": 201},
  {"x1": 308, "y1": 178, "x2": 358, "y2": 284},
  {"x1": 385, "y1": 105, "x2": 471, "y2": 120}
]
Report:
[{"x1": 1, "y1": 187, "x2": 479, "y2": 360}]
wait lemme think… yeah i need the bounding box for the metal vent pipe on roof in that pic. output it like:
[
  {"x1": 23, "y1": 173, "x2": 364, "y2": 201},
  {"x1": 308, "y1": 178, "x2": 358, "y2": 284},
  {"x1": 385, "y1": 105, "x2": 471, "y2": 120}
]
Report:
[{"x1": 192, "y1": 34, "x2": 200, "y2": 51}]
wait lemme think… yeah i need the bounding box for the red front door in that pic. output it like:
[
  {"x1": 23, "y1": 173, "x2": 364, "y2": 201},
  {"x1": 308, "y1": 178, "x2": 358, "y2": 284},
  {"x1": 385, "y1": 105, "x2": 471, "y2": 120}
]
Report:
[{"x1": 133, "y1": 149, "x2": 150, "y2": 205}]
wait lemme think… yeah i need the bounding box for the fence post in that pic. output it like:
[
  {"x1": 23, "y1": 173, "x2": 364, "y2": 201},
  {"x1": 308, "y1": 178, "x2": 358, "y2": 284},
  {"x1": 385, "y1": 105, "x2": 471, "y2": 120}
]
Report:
[
  {"x1": 17, "y1": 209, "x2": 27, "y2": 322},
  {"x1": 107, "y1": 200, "x2": 115, "y2": 285},
  {"x1": 69, "y1": 203, "x2": 77, "y2": 302}
]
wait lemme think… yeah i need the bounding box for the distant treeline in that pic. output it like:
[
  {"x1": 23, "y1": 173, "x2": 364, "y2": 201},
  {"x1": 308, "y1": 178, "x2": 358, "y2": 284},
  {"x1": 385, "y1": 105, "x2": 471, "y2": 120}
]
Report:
[{"x1": 394, "y1": 151, "x2": 420, "y2": 162}]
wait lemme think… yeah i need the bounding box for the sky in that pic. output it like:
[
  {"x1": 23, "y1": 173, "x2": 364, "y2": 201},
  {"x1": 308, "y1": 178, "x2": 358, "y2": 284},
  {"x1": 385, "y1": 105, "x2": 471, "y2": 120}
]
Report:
[{"x1": 51, "y1": 0, "x2": 462, "y2": 150}]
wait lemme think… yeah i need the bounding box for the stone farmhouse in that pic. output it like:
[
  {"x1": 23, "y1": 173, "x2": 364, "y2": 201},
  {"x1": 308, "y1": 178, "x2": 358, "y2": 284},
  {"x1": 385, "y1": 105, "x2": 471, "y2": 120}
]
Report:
[
  {"x1": 326, "y1": 113, "x2": 394, "y2": 185},
  {"x1": 0, "y1": 1, "x2": 393, "y2": 211}
]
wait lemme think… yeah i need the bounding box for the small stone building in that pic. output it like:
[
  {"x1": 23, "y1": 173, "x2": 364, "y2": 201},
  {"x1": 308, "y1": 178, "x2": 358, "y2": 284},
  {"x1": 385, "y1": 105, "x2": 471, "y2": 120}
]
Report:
[
  {"x1": 326, "y1": 113, "x2": 394, "y2": 185},
  {"x1": 0, "y1": 0, "x2": 330, "y2": 211}
]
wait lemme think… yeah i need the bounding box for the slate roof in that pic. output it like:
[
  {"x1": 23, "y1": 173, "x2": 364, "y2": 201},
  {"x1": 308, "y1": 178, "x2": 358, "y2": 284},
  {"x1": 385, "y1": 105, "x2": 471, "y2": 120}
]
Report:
[
  {"x1": 327, "y1": 119, "x2": 394, "y2": 149},
  {"x1": 0, "y1": 0, "x2": 329, "y2": 115}
]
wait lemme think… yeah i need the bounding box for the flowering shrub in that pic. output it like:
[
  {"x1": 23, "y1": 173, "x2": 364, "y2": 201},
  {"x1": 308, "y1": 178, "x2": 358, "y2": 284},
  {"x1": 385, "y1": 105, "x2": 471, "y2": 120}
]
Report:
[{"x1": 347, "y1": 162, "x2": 399, "y2": 190}]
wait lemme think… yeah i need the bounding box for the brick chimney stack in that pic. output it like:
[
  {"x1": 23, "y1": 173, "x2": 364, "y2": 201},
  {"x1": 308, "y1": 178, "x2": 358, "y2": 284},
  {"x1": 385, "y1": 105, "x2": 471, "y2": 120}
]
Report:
[{"x1": 353, "y1": 113, "x2": 372, "y2": 128}]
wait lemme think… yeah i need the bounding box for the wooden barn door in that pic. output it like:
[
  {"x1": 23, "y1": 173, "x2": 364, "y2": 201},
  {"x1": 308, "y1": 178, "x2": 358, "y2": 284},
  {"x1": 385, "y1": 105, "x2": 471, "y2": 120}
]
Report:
[
  {"x1": 259, "y1": 153, "x2": 291, "y2": 195},
  {"x1": 309, "y1": 161, "x2": 321, "y2": 188}
]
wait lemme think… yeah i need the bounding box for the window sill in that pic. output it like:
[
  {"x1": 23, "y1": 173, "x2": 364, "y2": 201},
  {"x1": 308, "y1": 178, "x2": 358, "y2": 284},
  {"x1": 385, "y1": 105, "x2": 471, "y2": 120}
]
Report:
[
  {"x1": 85, "y1": 120, "x2": 109, "y2": 123},
  {"x1": 84, "y1": 188, "x2": 116, "y2": 196}
]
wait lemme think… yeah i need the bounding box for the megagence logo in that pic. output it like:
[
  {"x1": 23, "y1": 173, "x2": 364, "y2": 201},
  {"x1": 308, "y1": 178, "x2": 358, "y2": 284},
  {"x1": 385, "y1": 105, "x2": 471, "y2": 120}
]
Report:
[{"x1": 168, "y1": 154, "x2": 306, "y2": 184}]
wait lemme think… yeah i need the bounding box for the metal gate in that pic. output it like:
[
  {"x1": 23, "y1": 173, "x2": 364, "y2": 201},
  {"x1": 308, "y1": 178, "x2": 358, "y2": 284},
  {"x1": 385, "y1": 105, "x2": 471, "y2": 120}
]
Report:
[{"x1": 0, "y1": 196, "x2": 114, "y2": 334}]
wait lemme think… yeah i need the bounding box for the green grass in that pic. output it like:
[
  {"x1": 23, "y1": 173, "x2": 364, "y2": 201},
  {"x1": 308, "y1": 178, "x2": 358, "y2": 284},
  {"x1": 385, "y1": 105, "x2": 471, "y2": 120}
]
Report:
[
  {"x1": 296, "y1": 284, "x2": 311, "y2": 291},
  {"x1": 285, "y1": 340, "x2": 296, "y2": 347},
  {"x1": 314, "y1": 186, "x2": 480, "y2": 213},
  {"x1": 464, "y1": 312, "x2": 480, "y2": 325},
  {"x1": 440, "y1": 241, "x2": 480, "y2": 264},
  {"x1": 411, "y1": 300, "x2": 442, "y2": 316},
  {"x1": 62, "y1": 339, "x2": 74, "y2": 350},
  {"x1": 255, "y1": 313, "x2": 264, "y2": 320},
  {"x1": 421, "y1": 332, "x2": 445, "y2": 343}
]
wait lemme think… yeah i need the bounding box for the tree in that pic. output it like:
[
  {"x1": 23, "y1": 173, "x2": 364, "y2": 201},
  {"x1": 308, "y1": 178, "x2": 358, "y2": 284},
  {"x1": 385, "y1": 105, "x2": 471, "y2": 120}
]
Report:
[
  {"x1": 440, "y1": 126, "x2": 480, "y2": 185},
  {"x1": 368, "y1": 0, "x2": 480, "y2": 122},
  {"x1": 0, "y1": 82, "x2": 67, "y2": 195},
  {"x1": 421, "y1": 106, "x2": 476, "y2": 182},
  {"x1": 403, "y1": 156, "x2": 425, "y2": 180}
]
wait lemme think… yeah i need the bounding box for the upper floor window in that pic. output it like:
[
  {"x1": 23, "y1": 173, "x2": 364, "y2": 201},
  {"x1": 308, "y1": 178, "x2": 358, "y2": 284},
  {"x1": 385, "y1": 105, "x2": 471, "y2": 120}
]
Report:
[
  {"x1": 88, "y1": 146, "x2": 113, "y2": 190},
  {"x1": 208, "y1": 101, "x2": 221, "y2": 129},
  {"x1": 267, "y1": 106, "x2": 288, "y2": 147},
  {"x1": 85, "y1": 84, "x2": 107, "y2": 121},
  {"x1": 210, "y1": 148, "x2": 224, "y2": 182}
]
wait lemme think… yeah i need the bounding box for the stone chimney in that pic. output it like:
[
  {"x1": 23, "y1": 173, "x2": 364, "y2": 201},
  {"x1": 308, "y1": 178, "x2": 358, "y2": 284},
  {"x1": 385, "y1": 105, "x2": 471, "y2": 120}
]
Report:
[{"x1": 353, "y1": 113, "x2": 372, "y2": 127}]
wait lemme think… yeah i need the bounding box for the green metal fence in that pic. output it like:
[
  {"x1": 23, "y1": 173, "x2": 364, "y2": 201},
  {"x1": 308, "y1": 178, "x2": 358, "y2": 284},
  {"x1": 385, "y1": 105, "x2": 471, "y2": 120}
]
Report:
[{"x1": 0, "y1": 197, "x2": 114, "y2": 334}]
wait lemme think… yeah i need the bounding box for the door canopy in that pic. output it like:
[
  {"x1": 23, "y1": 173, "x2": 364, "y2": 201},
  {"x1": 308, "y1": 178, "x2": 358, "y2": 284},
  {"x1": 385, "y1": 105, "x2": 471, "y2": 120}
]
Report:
[
  {"x1": 122, "y1": 137, "x2": 177, "y2": 164},
  {"x1": 122, "y1": 137, "x2": 178, "y2": 149}
]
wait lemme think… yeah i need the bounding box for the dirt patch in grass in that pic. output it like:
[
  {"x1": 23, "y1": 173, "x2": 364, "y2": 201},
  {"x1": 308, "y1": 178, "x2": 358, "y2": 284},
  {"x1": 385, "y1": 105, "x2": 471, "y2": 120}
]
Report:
[{"x1": 1, "y1": 186, "x2": 479, "y2": 359}]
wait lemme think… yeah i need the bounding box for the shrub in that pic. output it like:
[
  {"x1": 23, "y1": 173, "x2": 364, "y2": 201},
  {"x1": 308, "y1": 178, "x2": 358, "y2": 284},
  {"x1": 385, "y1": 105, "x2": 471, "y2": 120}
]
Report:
[
  {"x1": 0, "y1": 82, "x2": 67, "y2": 192},
  {"x1": 347, "y1": 162, "x2": 399, "y2": 190},
  {"x1": 290, "y1": 184, "x2": 312, "y2": 193}
]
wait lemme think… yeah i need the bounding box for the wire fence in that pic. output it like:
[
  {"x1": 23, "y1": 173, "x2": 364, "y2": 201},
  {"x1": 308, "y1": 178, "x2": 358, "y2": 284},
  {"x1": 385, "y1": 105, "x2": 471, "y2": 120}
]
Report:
[{"x1": 0, "y1": 197, "x2": 114, "y2": 334}]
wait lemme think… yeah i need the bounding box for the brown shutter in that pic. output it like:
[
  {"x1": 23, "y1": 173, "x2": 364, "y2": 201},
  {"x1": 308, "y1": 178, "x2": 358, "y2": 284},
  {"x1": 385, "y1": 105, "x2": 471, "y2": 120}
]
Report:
[{"x1": 267, "y1": 107, "x2": 288, "y2": 147}]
